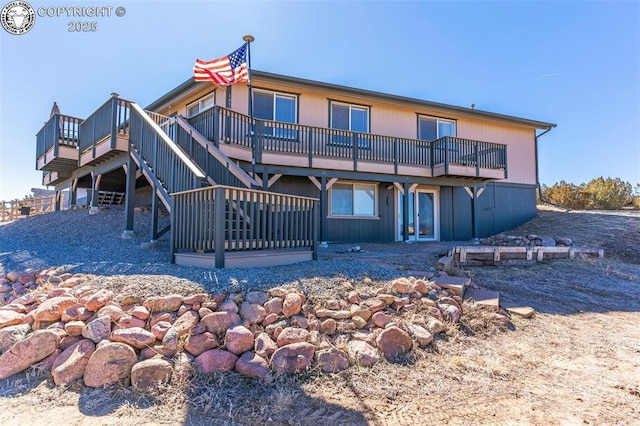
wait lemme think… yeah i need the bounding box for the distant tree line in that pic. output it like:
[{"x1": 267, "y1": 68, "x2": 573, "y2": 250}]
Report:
[{"x1": 539, "y1": 177, "x2": 640, "y2": 210}]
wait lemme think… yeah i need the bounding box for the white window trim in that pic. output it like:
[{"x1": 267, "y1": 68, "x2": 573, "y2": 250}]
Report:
[
  {"x1": 330, "y1": 101, "x2": 370, "y2": 133},
  {"x1": 329, "y1": 181, "x2": 378, "y2": 218},
  {"x1": 417, "y1": 115, "x2": 457, "y2": 141},
  {"x1": 253, "y1": 89, "x2": 298, "y2": 123},
  {"x1": 186, "y1": 92, "x2": 215, "y2": 118}
]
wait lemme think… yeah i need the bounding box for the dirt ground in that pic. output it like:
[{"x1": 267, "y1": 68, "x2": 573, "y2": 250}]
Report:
[{"x1": 1, "y1": 207, "x2": 639, "y2": 425}]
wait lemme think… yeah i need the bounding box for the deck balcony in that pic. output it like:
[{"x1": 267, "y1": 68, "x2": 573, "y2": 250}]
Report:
[
  {"x1": 78, "y1": 96, "x2": 130, "y2": 167},
  {"x1": 36, "y1": 114, "x2": 82, "y2": 173},
  {"x1": 188, "y1": 106, "x2": 508, "y2": 181}
]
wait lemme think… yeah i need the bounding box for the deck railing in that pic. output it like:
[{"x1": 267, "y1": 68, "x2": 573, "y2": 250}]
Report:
[
  {"x1": 78, "y1": 96, "x2": 130, "y2": 154},
  {"x1": 36, "y1": 114, "x2": 81, "y2": 160},
  {"x1": 172, "y1": 186, "x2": 319, "y2": 268},
  {"x1": 1, "y1": 196, "x2": 57, "y2": 222},
  {"x1": 188, "y1": 106, "x2": 507, "y2": 176},
  {"x1": 129, "y1": 104, "x2": 205, "y2": 199}
]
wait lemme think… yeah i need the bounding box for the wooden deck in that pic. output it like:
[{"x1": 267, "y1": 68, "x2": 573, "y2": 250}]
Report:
[{"x1": 174, "y1": 248, "x2": 314, "y2": 269}]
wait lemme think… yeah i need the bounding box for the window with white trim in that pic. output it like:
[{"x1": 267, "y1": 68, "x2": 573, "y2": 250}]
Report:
[
  {"x1": 186, "y1": 93, "x2": 215, "y2": 118},
  {"x1": 330, "y1": 101, "x2": 370, "y2": 147},
  {"x1": 418, "y1": 115, "x2": 456, "y2": 141},
  {"x1": 330, "y1": 182, "x2": 377, "y2": 217},
  {"x1": 253, "y1": 90, "x2": 297, "y2": 138}
]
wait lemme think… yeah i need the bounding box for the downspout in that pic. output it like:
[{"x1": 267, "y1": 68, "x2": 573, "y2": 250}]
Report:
[{"x1": 535, "y1": 127, "x2": 553, "y2": 203}]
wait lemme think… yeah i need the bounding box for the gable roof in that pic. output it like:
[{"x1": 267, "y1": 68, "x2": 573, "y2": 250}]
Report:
[{"x1": 147, "y1": 70, "x2": 556, "y2": 130}]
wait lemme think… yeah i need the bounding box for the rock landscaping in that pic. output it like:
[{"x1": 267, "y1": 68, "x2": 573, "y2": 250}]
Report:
[{"x1": 0, "y1": 267, "x2": 519, "y2": 390}]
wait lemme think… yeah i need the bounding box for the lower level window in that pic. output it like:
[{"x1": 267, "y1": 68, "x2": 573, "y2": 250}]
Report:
[{"x1": 330, "y1": 182, "x2": 376, "y2": 216}]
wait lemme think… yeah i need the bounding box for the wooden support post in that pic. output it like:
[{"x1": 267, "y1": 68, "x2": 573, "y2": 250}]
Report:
[
  {"x1": 214, "y1": 187, "x2": 226, "y2": 269},
  {"x1": 526, "y1": 248, "x2": 533, "y2": 261},
  {"x1": 403, "y1": 180, "x2": 409, "y2": 242},
  {"x1": 493, "y1": 248, "x2": 500, "y2": 261},
  {"x1": 537, "y1": 248, "x2": 545, "y2": 262},
  {"x1": 569, "y1": 248, "x2": 575, "y2": 259},
  {"x1": 460, "y1": 248, "x2": 467, "y2": 263},
  {"x1": 320, "y1": 175, "x2": 328, "y2": 244},
  {"x1": 123, "y1": 154, "x2": 136, "y2": 236}
]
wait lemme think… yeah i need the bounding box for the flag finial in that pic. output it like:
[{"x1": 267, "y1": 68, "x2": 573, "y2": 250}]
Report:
[{"x1": 243, "y1": 34, "x2": 255, "y2": 43}]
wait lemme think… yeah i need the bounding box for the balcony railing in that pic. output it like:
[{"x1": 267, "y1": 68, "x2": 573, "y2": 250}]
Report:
[
  {"x1": 188, "y1": 106, "x2": 507, "y2": 178},
  {"x1": 79, "y1": 96, "x2": 130, "y2": 154},
  {"x1": 172, "y1": 185, "x2": 319, "y2": 267},
  {"x1": 36, "y1": 114, "x2": 81, "y2": 160}
]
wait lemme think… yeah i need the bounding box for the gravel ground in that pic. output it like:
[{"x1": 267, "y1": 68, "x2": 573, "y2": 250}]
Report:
[{"x1": 0, "y1": 206, "x2": 449, "y2": 297}]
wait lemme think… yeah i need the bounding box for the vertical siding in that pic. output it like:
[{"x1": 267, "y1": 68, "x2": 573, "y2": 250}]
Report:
[
  {"x1": 270, "y1": 176, "x2": 395, "y2": 243},
  {"x1": 440, "y1": 183, "x2": 536, "y2": 241}
]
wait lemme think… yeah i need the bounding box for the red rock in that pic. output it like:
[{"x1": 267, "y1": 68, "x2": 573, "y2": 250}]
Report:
[
  {"x1": 263, "y1": 297, "x2": 283, "y2": 315},
  {"x1": 225, "y1": 325, "x2": 254, "y2": 355},
  {"x1": 268, "y1": 287, "x2": 288, "y2": 298},
  {"x1": 217, "y1": 300, "x2": 238, "y2": 313},
  {"x1": 346, "y1": 340, "x2": 381, "y2": 367},
  {"x1": 47, "y1": 288, "x2": 72, "y2": 298},
  {"x1": 308, "y1": 319, "x2": 320, "y2": 332},
  {"x1": 111, "y1": 327, "x2": 156, "y2": 349},
  {"x1": 142, "y1": 294, "x2": 184, "y2": 313},
  {"x1": 290, "y1": 315, "x2": 308, "y2": 329},
  {"x1": 376, "y1": 326, "x2": 413, "y2": 360},
  {"x1": 347, "y1": 291, "x2": 362, "y2": 304},
  {"x1": 162, "y1": 327, "x2": 179, "y2": 351},
  {"x1": 361, "y1": 299, "x2": 386, "y2": 313},
  {"x1": 184, "y1": 332, "x2": 218, "y2": 356},
  {"x1": 11, "y1": 293, "x2": 37, "y2": 306},
  {"x1": 282, "y1": 293, "x2": 302, "y2": 317},
  {"x1": 235, "y1": 351, "x2": 270, "y2": 379},
  {"x1": 183, "y1": 293, "x2": 207, "y2": 305},
  {"x1": 0, "y1": 323, "x2": 31, "y2": 353},
  {"x1": 151, "y1": 321, "x2": 172, "y2": 340},
  {"x1": 262, "y1": 313, "x2": 278, "y2": 326},
  {"x1": 172, "y1": 310, "x2": 199, "y2": 336},
  {"x1": 316, "y1": 347, "x2": 350, "y2": 373},
  {"x1": 201, "y1": 311, "x2": 241, "y2": 335},
  {"x1": 425, "y1": 317, "x2": 445, "y2": 334},
  {"x1": 243, "y1": 291, "x2": 268, "y2": 305},
  {"x1": 131, "y1": 357, "x2": 173, "y2": 391},
  {"x1": 61, "y1": 276, "x2": 85, "y2": 288},
  {"x1": 131, "y1": 306, "x2": 150, "y2": 320},
  {"x1": 82, "y1": 316, "x2": 111, "y2": 343},
  {"x1": 198, "y1": 307, "x2": 214, "y2": 318},
  {"x1": 391, "y1": 277, "x2": 415, "y2": 294},
  {"x1": 0, "y1": 329, "x2": 61, "y2": 379},
  {"x1": 276, "y1": 327, "x2": 311, "y2": 347},
  {"x1": 254, "y1": 332, "x2": 278, "y2": 359},
  {"x1": 33, "y1": 296, "x2": 77, "y2": 322},
  {"x1": 64, "y1": 320, "x2": 85, "y2": 337},
  {"x1": 59, "y1": 335, "x2": 83, "y2": 350},
  {"x1": 320, "y1": 318, "x2": 337, "y2": 335},
  {"x1": 195, "y1": 349, "x2": 238, "y2": 373},
  {"x1": 270, "y1": 342, "x2": 315, "y2": 374},
  {"x1": 97, "y1": 305, "x2": 124, "y2": 322},
  {"x1": 116, "y1": 315, "x2": 147, "y2": 329},
  {"x1": 84, "y1": 342, "x2": 137, "y2": 387},
  {"x1": 34, "y1": 348, "x2": 61, "y2": 371},
  {"x1": 149, "y1": 312, "x2": 174, "y2": 327},
  {"x1": 239, "y1": 302, "x2": 266, "y2": 324},
  {"x1": 17, "y1": 272, "x2": 35, "y2": 285},
  {"x1": 405, "y1": 323, "x2": 433, "y2": 347},
  {"x1": 52, "y1": 339, "x2": 95, "y2": 385},
  {"x1": 85, "y1": 290, "x2": 114, "y2": 312},
  {"x1": 414, "y1": 279, "x2": 430, "y2": 294},
  {"x1": 0, "y1": 310, "x2": 25, "y2": 328},
  {"x1": 350, "y1": 307, "x2": 372, "y2": 321},
  {"x1": 61, "y1": 304, "x2": 92, "y2": 322},
  {"x1": 315, "y1": 309, "x2": 351, "y2": 320},
  {"x1": 372, "y1": 312, "x2": 392, "y2": 328}
]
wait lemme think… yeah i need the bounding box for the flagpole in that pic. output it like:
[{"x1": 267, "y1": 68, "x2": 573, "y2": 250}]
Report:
[{"x1": 243, "y1": 34, "x2": 256, "y2": 181}]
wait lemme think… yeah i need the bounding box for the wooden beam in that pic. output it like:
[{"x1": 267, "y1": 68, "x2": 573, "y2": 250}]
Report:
[
  {"x1": 268, "y1": 173, "x2": 282, "y2": 188},
  {"x1": 326, "y1": 177, "x2": 338, "y2": 190},
  {"x1": 393, "y1": 182, "x2": 404, "y2": 195},
  {"x1": 308, "y1": 176, "x2": 321, "y2": 190}
]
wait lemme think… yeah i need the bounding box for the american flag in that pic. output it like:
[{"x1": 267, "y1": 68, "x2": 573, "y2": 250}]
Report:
[{"x1": 193, "y1": 43, "x2": 249, "y2": 86}]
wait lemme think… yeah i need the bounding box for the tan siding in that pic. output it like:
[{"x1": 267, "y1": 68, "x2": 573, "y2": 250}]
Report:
[{"x1": 153, "y1": 76, "x2": 538, "y2": 184}]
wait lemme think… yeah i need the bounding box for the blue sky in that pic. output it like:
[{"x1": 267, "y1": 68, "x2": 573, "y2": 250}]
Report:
[{"x1": 1, "y1": 0, "x2": 638, "y2": 201}]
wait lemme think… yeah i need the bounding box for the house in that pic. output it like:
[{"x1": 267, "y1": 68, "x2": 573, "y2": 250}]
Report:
[{"x1": 35, "y1": 70, "x2": 555, "y2": 267}]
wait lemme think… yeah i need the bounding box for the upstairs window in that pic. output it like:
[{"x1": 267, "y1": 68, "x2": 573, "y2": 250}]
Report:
[
  {"x1": 330, "y1": 101, "x2": 370, "y2": 146},
  {"x1": 418, "y1": 115, "x2": 456, "y2": 141},
  {"x1": 186, "y1": 92, "x2": 215, "y2": 118},
  {"x1": 254, "y1": 90, "x2": 297, "y2": 138}
]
